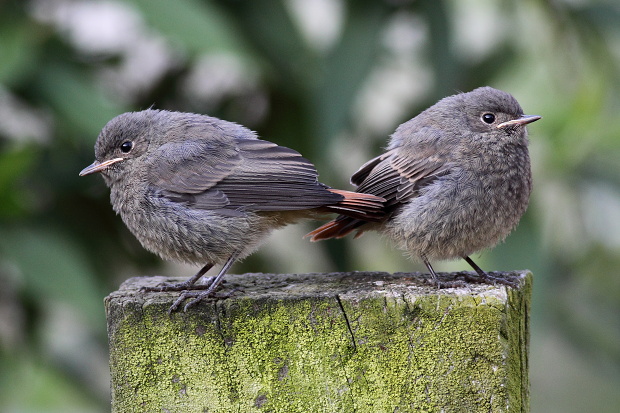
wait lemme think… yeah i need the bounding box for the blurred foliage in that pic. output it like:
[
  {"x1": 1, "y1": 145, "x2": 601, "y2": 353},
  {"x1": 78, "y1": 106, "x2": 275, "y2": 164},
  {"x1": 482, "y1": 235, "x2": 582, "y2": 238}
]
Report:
[{"x1": 1, "y1": 0, "x2": 620, "y2": 411}]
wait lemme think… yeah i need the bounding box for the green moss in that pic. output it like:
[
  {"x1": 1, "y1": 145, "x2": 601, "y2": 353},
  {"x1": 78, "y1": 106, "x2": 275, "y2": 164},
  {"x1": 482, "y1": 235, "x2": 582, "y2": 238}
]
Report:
[{"x1": 107, "y1": 271, "x2": 531, "y2": 412}]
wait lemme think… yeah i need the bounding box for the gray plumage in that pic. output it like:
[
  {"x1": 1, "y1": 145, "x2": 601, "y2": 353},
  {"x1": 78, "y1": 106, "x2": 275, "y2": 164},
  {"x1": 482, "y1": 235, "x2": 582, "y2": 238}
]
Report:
[
  {"x1": 308, "y1": 87, "x2": 541, "y2": 283},
  {"x1": 80, "y1": 109, "x2": 384, "y2": 310}
]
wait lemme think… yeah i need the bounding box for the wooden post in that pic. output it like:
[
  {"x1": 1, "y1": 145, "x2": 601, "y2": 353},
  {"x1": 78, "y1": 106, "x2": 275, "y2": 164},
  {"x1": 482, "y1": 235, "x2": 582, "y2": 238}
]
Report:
[{"x1": 106, "y1": 271, "x2": 531, "y2": 412}]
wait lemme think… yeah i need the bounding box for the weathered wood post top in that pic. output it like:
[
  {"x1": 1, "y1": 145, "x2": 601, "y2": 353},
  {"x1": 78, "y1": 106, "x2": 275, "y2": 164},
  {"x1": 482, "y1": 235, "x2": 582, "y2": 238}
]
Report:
[{"x1": 106, "y1": 270, "x2": 531, "y2": 412}]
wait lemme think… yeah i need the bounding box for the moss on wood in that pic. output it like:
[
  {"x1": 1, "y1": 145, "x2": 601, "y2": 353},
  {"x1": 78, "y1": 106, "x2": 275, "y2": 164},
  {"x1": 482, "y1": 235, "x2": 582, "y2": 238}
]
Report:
[{"x1": 106, "y1": 271, "x2": 531, "y2": 412}]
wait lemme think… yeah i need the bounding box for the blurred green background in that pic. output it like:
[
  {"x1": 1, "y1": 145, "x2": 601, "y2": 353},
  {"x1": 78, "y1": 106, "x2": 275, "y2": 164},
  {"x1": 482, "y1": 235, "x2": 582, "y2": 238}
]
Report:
[{"x1": 1, "y1": 0, "x2": 619, "y2": 411}]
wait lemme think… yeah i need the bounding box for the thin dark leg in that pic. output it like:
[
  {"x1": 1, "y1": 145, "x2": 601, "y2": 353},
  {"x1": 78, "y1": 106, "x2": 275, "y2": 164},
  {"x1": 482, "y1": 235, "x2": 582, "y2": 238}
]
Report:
[
  {"x1": 422, "y1": 256, "x2": 439, "y2": 283},
  {"x1": 182, "y1": 253, "x2": 238, "y2": 311},
  {"x1": 463, "y1": 256, "x2": 486, "y2": 278},
  {"x1": 169, "y1": 251, "x2": 241, "y2": 313},
  {"x1": 141, "y1": 262, "x2": 215, "y2": 292},
  {"x1": 423, "y1": 256, "x2": 466, "y2": 288},
  {"x1": 462, "y1": 256, "x2": 518, "y2": 287}
]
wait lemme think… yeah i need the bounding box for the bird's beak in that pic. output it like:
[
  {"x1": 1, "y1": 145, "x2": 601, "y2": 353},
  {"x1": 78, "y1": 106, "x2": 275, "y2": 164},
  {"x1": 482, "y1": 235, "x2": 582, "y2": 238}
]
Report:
[
  {"x1": 497, "y1": 114, "x2": 541, "y2": 129},
  {"x1": 79, "y1": 157, "x2": 124, "y2": 176}
]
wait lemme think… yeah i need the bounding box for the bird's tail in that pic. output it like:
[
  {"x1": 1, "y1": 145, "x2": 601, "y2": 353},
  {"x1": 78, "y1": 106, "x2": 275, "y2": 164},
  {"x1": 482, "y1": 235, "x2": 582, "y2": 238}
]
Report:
[
  {"x1": 320, "y1": 189, "x2": 385, "y2": 221},
  {"x1": 305, "y1": 215, "x2": 369, "y2": 241},
  {"x1": 310, "y1": 189, "x2": 385, "y2": 241}
]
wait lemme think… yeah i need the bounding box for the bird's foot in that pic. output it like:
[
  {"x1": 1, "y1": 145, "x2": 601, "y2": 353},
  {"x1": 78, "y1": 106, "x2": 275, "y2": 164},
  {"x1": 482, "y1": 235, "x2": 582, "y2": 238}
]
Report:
[
  {"x1": 454, "y1": 271, "x2": 519, "y2": 288},
  {"x1": 167, "y1": 288, "x2": 239, "y2": 314},
  {"x1": 141, "y1": 276, "x2": 216, "y2": 293},
  {"x1": 431, "y1": 278, "x2": 468, "y2": 289}
]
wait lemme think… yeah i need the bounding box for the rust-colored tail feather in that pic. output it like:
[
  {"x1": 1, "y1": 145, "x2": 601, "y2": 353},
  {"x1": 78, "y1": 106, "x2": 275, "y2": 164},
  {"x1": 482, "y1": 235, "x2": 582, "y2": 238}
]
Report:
[
  {"x1": 321, "y1": 189, "x2": 386, "y2": 222},
  {"x1": 307, "y1": 188, "x2": 385, "y2": 241},
  {"x1": 305, "y1": 215, "x2": 369, "y2": 241},
  {"x1": 308, "y1": 189, "x2": 385, "y2": 241}
]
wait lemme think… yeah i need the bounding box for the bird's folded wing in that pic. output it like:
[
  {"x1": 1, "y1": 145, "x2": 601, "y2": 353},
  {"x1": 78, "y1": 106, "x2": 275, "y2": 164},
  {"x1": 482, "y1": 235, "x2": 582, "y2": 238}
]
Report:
[
  {"x1": 213, "y1": 139, "x2": 342, "y2": 211},
  {"x1": 148, "y1": 138, "x2": 341, "y2": 212},
  {"x1": 351, "y1": 146, "x2": 451, "y2": 211},
  {"x1": 147, "y1": 139, "x2": 241, "y2": 194}
]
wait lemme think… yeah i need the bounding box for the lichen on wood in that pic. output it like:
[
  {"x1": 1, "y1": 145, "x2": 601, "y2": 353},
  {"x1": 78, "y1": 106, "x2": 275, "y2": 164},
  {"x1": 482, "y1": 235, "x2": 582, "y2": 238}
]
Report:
[{"x1": 106, "y1": 271, "x2": 531, "y2": 412}]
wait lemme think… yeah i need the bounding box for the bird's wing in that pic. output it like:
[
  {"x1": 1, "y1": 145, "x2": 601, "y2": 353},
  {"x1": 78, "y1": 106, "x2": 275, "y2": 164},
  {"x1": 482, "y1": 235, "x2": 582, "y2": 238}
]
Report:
[
  {"x1": 352, "y1": 145, "x2": 451, "y2": 211},
  {"x1": 146, "y1": 139, "x2": 241, "y2": 211},
  {"x1": 147, "y1": 139, "x2": 241, "y2": 194},
  {"x1": 305, "y1": 144, "x2": 452, "y2": 241},
  {"x1": 211, "y1": 139, "x2": 341, "y2": 211},
  {"x1": 148, "y1": 138, "x2": 341, "y2": 212}
]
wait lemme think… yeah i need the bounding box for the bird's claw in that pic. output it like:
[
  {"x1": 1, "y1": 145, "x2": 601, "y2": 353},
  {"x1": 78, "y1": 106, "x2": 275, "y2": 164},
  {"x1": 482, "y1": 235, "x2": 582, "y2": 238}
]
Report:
[
  {"x1": 166, "y1": 288, "x2": 240, "y2": 314},
  {"x1": 455, "y1": 271, "x2": 519, "y2": 288}
]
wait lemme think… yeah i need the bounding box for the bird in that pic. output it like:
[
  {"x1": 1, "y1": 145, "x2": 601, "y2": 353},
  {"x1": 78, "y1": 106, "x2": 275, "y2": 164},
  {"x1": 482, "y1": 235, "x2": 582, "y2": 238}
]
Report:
[
  {"x1": 80, "y1": 109, "x2": 385, "y2": 311},
  {"x1": 307, "y1": 86, "x2": 541, "y2": 286}
]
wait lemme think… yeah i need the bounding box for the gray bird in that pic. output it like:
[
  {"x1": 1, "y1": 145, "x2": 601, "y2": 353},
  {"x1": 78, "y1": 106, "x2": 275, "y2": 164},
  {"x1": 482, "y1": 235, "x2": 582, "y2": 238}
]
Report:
[
  {"x1": 80, "y1": 109, "x2": 385, "y2": 311},
  {"x1": 307, "y1": 87, "x2": 541, "y2": 285}
]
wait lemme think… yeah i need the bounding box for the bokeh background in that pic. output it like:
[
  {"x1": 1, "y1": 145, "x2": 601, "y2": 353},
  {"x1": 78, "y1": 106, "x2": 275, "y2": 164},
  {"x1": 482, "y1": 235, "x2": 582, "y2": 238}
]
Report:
[{"x1": 1, "y1": 0, "x2": 619, "y2": 411}]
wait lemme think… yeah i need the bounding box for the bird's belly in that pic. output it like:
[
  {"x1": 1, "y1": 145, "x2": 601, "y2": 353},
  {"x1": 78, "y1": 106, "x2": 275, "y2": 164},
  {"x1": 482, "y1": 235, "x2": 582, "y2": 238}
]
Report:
[
  {"x1": 385, "y1": 173, "x2": 530, "y2": 260},
  {"x1": 115, "y1": 196, "x2": 271, "y2": 266}
]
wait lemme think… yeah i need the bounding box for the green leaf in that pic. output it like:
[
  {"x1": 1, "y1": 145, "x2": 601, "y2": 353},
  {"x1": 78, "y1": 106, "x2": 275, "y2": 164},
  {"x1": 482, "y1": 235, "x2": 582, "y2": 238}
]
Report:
[
  {"x1": 0, "y1": 351, "x2": 103, "y2": 411},
  {"x1": 129, "y1": 0, "x2": 252, "y2": 58},
  {"x1": 220, "y1": 0, "x2": 312, "y2": 88},
  {"x1": 0, "y1": 145, "x2": 37, "y2": 194},
  {"x1": 34, "y1": 64, "x2": 128, "y2": 139},
  {"x1": 0, "y1": 145, "x2": 39, "y2": 217},
  {"x1": 312, "y1": 2, "x2": 390, "y2": 148},
  {"x1": 0, "y1": 226, "x2": 105, "y2": 325},
  {"x1": 0, "y1": 20, "x2": 40, "y2": 86}
]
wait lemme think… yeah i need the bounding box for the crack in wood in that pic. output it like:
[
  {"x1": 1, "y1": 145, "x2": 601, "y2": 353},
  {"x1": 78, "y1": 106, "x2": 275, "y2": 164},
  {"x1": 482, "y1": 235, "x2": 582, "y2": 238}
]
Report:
[{"x1": 335, "y1": 294, "x2": 357, "y2": 353}]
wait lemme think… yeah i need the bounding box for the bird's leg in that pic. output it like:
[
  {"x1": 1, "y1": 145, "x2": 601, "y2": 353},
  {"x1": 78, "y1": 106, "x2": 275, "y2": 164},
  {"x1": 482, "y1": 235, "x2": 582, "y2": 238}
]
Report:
[
  {"x1": 422, "y1": 256, "x2": 439, "y2": 284},
  {"x1": 461, "y1": 256, "x2": 518, "y2": 288},
  {"x1": 169, "y1": 251, "x2": 241, "y2": 313},
  {"x1": 142, "y1": 262, "x2": 215, "y2": 292},
  {"x1": 463, "y1": 256, "x2": 487, "y2": 278},
  {"x1": 423, "y1": 256, "x2": 466, "y2": 288}
]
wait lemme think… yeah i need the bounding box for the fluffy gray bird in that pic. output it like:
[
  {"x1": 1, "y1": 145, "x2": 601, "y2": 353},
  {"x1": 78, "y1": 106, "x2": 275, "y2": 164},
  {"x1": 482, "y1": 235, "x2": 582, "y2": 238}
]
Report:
[
  {"x1": 80, "y1": 109, "x2": 385, "y2": 311},
  {"x1": 307, "y1": 87, "x2": 541, "y2": 285}
]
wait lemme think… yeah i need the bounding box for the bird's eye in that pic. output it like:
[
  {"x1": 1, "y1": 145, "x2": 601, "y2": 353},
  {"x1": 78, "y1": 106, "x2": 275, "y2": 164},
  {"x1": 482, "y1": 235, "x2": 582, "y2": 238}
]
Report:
[
  {"x1": 120, "y1": 141, "x2": 133, "y2": 153},
  {"x1": 481, "y1": 113, "x2": 496, "y2": 124}
]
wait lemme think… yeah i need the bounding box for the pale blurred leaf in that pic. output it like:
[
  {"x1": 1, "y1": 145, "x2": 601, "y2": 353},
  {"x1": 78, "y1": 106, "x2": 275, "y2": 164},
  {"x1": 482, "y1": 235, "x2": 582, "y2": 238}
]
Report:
[
  {"x1": 35, "y1": 64, "x2": 128, "y2": 139},
  {"x1": 129, "y1": 0, "x2": 252, "y2": 58}
]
